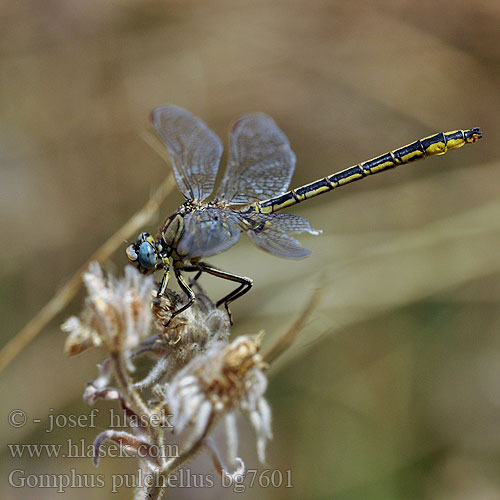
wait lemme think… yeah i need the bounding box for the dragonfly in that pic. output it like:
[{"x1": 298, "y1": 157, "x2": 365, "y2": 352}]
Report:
[{"x1": 126, "y1": 105, "x2": 482, "y2": 321}]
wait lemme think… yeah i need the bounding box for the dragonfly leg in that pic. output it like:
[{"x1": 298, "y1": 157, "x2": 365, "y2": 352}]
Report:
[
  {"x1": 155, "y1": 268, "x2": 176, "y2": 328},
  {"x1": 194, "y1": 262, "x2": 253, "y2": 324},
  {"x1": 181, "y1": 265, "x2": 202, "y2": 282},
  {"x1": 170, "y1": 267, "x2": 196, "y2": 319},
  {"x1": 157, "y1": 268, "x2": 170, "y2": 297}
]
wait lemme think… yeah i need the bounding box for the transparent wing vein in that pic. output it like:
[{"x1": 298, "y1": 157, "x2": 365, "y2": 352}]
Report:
[
  {"x1": 238, "y1": 213, "x2": 320, "y2": 259},
  {"x1": 152, "y1": 105, "x2": 223, "y2": 201},
  {"x1": 217, "y1": 113, "x2": 296, "y2": 203}
]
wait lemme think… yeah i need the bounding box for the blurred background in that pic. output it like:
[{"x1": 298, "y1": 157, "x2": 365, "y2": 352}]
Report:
[{"x1": 1, "y1": 0, "x2": 500, "y2": 498}]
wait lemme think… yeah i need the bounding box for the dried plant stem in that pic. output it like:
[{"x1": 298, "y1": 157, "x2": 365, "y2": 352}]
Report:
[
  {"x1": 263, "y1": 284, "x2": 323, "y2": 365},
  {"x1": 0, "y1": 173, "x2": 175, "y2": 373},
  {"x1": 111, "y1": 353, "x2": 150, "y2": 419},
  {"x1": 144, "y1": 416, "x2": 217, "y2": 500}
]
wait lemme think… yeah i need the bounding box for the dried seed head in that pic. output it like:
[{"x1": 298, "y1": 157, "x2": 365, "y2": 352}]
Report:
[
  {"x1": 61, "y1": 263, "x2": 154, "y2": 357},
  {"x1": 166, "y1": 335, "x2": 272, "y2": 463},
  {"x1": 62, "y1": 316, "x2": 102, "y2": 356},
  {"x1": 222, "y1": 334, "x2": 264, "y2": 374},
  {"x1": 149, "y1": 286, "x2": 230, "y2": 367}
]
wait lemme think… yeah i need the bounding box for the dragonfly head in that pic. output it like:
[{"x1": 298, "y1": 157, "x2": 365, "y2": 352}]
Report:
[{"x1": 126, "y1": 232, "x2": 160, "y2": 274}]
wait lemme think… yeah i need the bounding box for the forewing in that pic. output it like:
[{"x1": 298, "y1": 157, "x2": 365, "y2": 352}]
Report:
[
  {"x1": 238, "y1": 213, "x2": 321, "y2": 259},
  {"x1": 152, "y1": 105, "x2": 223, "y2": 200},
  {"x1": 216, "y1": 113, "x2": 296, "y2": 203}
]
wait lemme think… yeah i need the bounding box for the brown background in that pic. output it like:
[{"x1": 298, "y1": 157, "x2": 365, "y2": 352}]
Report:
[{"x1": 1, "y1": 1, "x2": 500, "y2": 499}]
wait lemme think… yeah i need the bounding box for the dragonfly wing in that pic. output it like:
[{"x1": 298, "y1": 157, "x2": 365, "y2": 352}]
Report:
[
  {"x1": 238, "y1": 213, "x2": 320, "y2": 259},
  {"x1": 216, "y1": 113, "x2": 296, "y2": 203},
  {"x1": 152, "y1": 105, "x2": 223, "y2": 201},
  {"x1": 176, "y1": 209, "x2": 242, "y2": 259},
  {"x1": 259, "y1": 213, "x2": 322, "y2": 235}
]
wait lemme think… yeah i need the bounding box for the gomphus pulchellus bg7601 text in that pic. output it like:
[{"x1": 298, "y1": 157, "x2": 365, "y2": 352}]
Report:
[{"x1": 126, "y1": 105, "x2": 482, "y2": 321}]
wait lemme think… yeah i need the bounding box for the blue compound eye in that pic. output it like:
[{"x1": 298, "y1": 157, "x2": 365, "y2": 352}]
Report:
[{"x1": 138, "y1": 241, "x2": 157, "y2": 269}]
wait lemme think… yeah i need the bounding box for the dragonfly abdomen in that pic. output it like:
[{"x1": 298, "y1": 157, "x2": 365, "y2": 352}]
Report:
[{"x1": 255, "y1": 127, "x2": 482, "y2": 214}]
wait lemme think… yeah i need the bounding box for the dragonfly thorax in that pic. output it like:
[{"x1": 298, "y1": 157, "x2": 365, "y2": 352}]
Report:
[
  {"x1": 161, "y1": 206, "x2": 242, "y2": 261},
  {"x1": 160, "y1": 212, "x2": 186, "y2": 259}
]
